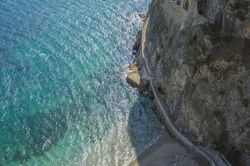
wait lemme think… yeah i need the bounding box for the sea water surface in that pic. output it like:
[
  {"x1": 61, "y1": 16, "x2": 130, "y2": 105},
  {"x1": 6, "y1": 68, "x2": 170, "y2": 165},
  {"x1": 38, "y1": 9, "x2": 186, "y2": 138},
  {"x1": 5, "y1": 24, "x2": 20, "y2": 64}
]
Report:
[{"x1": 0, "y1": 0, "x2": 165, "y2": 165}]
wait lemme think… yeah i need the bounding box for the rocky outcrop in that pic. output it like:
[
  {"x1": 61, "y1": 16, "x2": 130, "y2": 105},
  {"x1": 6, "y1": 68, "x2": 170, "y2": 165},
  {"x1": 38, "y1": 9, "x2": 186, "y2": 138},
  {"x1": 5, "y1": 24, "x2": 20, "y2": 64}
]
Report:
[
  {"x1": 133, "y1": 0, "x2": 250, "y2": 165},
  {"x1": 126, "y1": 61, "x2": 141, "y2": 87}
]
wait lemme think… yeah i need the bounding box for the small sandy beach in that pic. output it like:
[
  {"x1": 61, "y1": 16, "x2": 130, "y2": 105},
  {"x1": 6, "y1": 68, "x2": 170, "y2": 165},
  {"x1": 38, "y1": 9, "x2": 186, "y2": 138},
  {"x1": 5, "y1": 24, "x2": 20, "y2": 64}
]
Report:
[{"x1": 129, "y1": 133, "x2": 200, "y2": 166}]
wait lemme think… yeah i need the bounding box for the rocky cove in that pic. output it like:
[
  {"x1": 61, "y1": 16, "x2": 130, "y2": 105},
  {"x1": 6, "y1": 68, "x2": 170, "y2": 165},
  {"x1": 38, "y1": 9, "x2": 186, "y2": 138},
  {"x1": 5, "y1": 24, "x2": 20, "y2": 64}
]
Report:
[{"x1": 127, "y1": 0, "x2": 250, "y2": 165}]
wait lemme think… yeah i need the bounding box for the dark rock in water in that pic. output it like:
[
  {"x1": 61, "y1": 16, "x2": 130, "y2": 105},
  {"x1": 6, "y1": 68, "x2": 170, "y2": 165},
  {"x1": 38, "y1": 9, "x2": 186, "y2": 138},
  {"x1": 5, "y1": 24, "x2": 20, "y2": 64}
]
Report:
[
  {"x1": 132, "y1": 50, "x2": 137, "y2": 55},
  {"x1": 138, "y1": 12, "x2": 146, "y2": 19},
  {"x1": 12, "y1": 150, "x2": 30, "y2": 164}
]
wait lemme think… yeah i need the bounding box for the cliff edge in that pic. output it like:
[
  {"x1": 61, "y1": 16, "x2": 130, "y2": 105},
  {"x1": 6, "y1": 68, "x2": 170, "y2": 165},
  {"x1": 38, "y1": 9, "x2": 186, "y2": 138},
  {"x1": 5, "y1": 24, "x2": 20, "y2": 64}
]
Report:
[{"x1": 132, "y1": 0, "x2": 250, "y2": 165}]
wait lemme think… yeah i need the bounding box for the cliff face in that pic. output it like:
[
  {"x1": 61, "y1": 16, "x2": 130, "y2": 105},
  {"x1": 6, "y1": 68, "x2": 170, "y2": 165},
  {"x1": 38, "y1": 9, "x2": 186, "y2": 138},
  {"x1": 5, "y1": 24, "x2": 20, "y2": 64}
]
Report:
[{"x1": 136, "y1": 0, "x2": 250, "y2": 164}]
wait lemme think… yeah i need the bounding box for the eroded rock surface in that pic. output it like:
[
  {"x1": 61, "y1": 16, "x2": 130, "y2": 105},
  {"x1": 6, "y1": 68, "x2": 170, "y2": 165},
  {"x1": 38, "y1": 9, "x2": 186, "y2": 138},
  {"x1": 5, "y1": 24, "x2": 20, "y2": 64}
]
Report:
[{"x1": 135, "y1": 0, "x2": 250, "y2": 165}]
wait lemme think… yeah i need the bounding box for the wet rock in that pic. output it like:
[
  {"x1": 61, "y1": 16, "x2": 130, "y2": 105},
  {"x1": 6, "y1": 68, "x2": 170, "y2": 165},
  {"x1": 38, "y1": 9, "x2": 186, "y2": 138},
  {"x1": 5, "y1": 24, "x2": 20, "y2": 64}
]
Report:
[{"x1": 138, "y1": 12, "x2": 147, "y2": 19}]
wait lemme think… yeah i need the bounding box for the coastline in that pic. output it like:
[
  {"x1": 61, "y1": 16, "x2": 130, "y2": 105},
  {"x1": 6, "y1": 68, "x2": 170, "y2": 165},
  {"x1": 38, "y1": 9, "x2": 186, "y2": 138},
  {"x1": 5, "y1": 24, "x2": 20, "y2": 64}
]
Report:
[
  {"x1": 129, "y1": 133, "x2": 200, "y2": 166},
  {"x1": 126, "y1": 12, "x2": 203, "y2": 166},
  {"x1": 126, "y1": 8, "x2": 231, "y2": 165},
  {"x1": 129, "y1": 0, "x2": 250, "y2": 165}
]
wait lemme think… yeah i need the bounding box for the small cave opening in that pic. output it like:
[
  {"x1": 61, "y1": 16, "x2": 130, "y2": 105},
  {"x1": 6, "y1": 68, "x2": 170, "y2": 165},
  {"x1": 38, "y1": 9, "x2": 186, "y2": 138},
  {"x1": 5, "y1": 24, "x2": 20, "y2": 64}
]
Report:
[
  {"x1": 176, "y1": 0, "x2": 181, "y2": 7},
  {"x1": 242, "y1": 38, "x2": 250, "y2": 70},
  {"x1": 242, "y1": 98, "x2": 249, "y2": 109},
  {"x1": 183, "y1": 0, "x2": 189, "y2": 11},
  {"x1": 197, "y1": 0, "x2": 208, "y2": 17},
  {"x1": 157, "y1": 86, "x2": 165, "y2": 96}
]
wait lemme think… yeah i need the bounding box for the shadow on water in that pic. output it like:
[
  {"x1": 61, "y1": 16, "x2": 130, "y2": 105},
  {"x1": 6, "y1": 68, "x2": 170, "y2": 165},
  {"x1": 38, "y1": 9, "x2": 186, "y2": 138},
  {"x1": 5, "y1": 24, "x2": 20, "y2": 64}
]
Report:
[
  {"x1": 0, "y1": 51, "x2": 26, "y2": 72},
  {"x1": 0, "y1": 92, "x2": 113, "y2": 165},
  {"x1": 0, "y1": 107, "x2": 69, "y2": 164},
  {"x1": 127, "y1": 92, "x2": 165, "y2": 165}
]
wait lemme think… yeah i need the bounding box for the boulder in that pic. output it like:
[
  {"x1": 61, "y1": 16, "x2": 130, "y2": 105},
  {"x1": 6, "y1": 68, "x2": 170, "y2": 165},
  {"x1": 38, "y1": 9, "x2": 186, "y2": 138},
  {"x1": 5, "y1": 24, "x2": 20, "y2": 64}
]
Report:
[{"x1": 126, "y1": 61, "x2": 140, "y2": 87}]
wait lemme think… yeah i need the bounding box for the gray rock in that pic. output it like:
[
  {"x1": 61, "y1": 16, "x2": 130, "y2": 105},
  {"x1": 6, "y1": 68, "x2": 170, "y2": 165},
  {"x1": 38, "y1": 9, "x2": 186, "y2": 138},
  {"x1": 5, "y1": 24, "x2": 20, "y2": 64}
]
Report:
[{"x1": 137, "y1": 0, "x2": 250, "y2": 165}]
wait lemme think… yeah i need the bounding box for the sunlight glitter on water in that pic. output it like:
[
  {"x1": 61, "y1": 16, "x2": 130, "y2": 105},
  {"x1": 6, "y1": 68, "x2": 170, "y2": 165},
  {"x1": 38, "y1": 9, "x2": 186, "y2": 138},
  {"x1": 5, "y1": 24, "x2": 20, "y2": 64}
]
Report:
[{"x1": 0, "y1": 0, "x2": 165, "y2": 165}]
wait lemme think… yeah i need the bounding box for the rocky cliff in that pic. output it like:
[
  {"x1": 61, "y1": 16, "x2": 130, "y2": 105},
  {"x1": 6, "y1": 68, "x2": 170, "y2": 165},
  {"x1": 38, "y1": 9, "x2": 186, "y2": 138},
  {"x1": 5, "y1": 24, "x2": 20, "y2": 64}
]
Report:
[{"x1": 133, "y1": 0, "x2": 250, "y2": 165}]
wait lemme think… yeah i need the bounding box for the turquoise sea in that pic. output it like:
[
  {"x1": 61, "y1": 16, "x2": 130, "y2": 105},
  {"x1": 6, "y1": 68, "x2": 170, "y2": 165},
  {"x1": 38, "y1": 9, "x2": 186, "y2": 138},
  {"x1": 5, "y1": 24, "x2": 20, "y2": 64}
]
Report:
[{"x1": 0, "y1": 0, "x2": 165, "y2": 165}]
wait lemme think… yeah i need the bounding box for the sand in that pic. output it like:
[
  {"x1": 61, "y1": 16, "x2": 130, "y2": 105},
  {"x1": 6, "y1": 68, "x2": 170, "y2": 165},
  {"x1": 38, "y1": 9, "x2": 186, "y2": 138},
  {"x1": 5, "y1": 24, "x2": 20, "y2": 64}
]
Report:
[{"x1": 129, "y1": 133, "x2": 201, "y2": 166}]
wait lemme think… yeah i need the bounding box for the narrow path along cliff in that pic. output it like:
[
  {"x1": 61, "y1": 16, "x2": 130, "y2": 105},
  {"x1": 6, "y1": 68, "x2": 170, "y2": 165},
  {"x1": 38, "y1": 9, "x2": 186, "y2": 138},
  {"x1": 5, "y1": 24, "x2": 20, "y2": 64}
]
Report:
[
  {"x1": 127, "y1": 0, "x2": 250, "y2": 164},
  {"x1": 141, "y1": 16, "x2": 230, "y2": 166},
  {"x1": 128, "y1": 17, "x2": 201, "y2": 166},
  {"x1": 128, "y1": 11, "x2": 232, "y2": 165}
]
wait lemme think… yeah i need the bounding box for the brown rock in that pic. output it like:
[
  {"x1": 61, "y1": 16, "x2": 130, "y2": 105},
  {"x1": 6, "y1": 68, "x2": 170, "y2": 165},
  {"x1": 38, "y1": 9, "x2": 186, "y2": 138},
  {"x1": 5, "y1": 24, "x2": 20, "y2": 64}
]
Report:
[{"x1": 126, "y1": 61, "x2": 140, "y2": 87}]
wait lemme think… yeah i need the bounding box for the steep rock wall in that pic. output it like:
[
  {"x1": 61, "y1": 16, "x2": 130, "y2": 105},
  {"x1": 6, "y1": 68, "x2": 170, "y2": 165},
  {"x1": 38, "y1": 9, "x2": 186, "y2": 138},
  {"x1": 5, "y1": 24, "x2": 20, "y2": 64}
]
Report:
[{"x1": 136, "y1": 0, "x2": 250, "y2": 165}]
